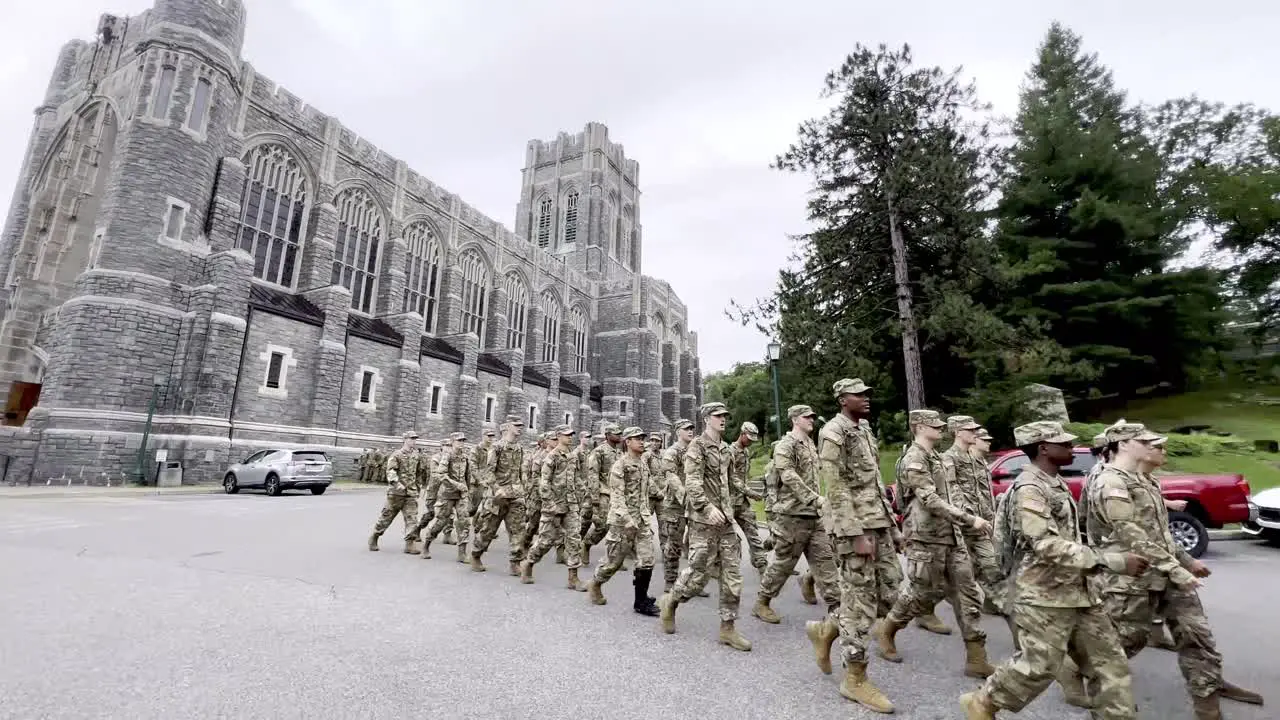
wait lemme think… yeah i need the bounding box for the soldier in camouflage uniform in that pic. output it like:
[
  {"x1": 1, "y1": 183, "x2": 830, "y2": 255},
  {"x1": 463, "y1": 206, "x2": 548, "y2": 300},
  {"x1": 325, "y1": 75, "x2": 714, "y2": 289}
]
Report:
[
  {"x1": 367, "y1": 448, "x2": 386, "y2": 485},
  {"x1": 410, "y1": 443, "x2": 445, "y2": 540},
  {"x1": 356, "y1": 448, "x2": 371, "y2": 483},
  {"x1": 943, "y1": 415, "x2": 1002, "y2": 615},
  {"x1": 960, "y1": 421, "x2": 1147, "y2": 720},
  {"x1": 586, "y1": 427, "x2": 660, "y2": 616},
  {"x1": 1082, "y1": 423, "x2": 1262, "y2": 718},
  {"x1": 659, "y1": 402, "x2": 752, "y2": 652},
  {"x1": 420, "y1": 432, "x2": 473, "y2": 563},
  {"x1": 470, "y1": 416, "x2": 527, "y2": 576},
  {"x1": 517, "y1": 433, "x2": 551, "y2": 557},
  {"x1": 521, "y1": 425, "x2": 586, "y2": 589},
  {"x1": 727, "y1": 421, "x2": 768, "y2": 577},
  {"x1": 581, "y1": 424, "x2": 623, "y2": 564},
  {"x1": 660, "y1": 419, "x2": 696, "y2": 591},
  {"x1": 470, "y1": 427, "x2": 496, "y2": 521},
  {"x1": 876, "y1": 409, "x2": 995, "y2": 679},
  {"x1": 754, "y1": 405, "x2": 840, "y2": 628},
  {"x1": 558, "y1": 433, "x2": 592, "y2": 564},
  {"x1": 643, "y1": 433, "x2": 667, "y2": 555},
  {"x1": 810, "y1": 379, "x2": 902, "y2": 713},
  {"x1": 368, "y1": 432, "x2": 424, "y2": 552}
]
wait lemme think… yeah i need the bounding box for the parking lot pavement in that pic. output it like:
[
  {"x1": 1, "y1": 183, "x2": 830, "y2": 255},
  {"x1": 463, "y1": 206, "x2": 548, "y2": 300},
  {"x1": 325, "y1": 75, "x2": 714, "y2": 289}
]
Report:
[{"x1": 0, "y1": 491, "x2": 1275, "y2": 719}]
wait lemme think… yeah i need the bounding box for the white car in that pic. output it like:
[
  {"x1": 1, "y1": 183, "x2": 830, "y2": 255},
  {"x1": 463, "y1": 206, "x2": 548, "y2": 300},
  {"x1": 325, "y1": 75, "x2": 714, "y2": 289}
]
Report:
[
  {"x1": 1242, "y1": 488, "x2": 1279, "y2": 541},
  {"x1": 222, "y1": 448, "x2": 333, "y2": 496}
]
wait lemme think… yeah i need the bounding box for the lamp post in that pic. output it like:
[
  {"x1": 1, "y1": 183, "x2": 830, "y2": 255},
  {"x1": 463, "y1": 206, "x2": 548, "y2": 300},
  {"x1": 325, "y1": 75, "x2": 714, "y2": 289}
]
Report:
[
  {"x1": 766, "y1": 341, "x2": 783, "y2": 440},
  {"x1": 132, "y1": 374, "x2": 164, "y2": 486}
]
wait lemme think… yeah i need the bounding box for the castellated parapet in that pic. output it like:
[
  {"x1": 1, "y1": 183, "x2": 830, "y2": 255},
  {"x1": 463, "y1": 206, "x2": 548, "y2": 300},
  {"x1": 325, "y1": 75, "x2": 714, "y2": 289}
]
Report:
[{"x1": 0, "y1": 0, "x2": 704, "y2": 486}]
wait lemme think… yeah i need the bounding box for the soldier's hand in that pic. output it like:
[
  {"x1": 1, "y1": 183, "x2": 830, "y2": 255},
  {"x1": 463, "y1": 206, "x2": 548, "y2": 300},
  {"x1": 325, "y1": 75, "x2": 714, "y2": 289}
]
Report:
[
  {"x1": 852, "y1": 534, "x2": 876, "y2": 558},
  {"x1": 1189, "y1": 560, "x2": 1211, "y2": 578},
  {"x1": 971, "y1": 516, "x2": 992, "y2": 535},
  {"x1": 1166, "y1": 499, "x2": 1188, "y2": 512},
  {"x1": 707, "y1": 506, "x2": 727, "y2": 527},
  {"x1": 1122, "y1": 553, "x2": 1150, "y2": 576},
  {"x1": 892, "y1": 533, "x2": 904, "y2": 554}
]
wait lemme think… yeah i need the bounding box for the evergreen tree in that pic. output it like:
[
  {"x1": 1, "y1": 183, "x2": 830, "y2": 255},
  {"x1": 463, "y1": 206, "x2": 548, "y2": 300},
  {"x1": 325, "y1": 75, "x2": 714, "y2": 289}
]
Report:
[{"x1": 995, "y1": 23, "x2": 1225, "y2": 399}]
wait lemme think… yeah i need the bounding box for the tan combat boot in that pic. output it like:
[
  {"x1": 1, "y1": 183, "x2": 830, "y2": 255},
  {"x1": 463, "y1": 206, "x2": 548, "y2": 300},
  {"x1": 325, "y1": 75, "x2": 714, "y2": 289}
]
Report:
[
  {"x1": 1148, "y1": 621, "x2": 1177, "y2": 650},
  {"x1": 456, "y1": 545, "x2": 467, "y2": 564},
  {"x1": 799, "y1": 572, "x2": 817, "y2": 605},
  {"x1": 916, "y1": 613, "x2": 952, "y2": 635},
  {"x1": 874, "y1": 618, "x2": 907, "y2": 663},
  {"x1": 582, "y1": 547, "x2": 591, "y2": 566},
  {"x1": 555, "y1": 546, "x2": 567, "y2": 564},
  {"x1": 520, "y1": 560, "x2": 534, "y2": 584},
  {"x1": 587, "y1": 578, "x2": 606, "y2": 605},
  {"x1": 1193, "y1": 692, "x2": 1223, "y2": 720},
  {"x1": 508, "y1": 560, "x2": 520, "y2": 577},
  {"x1": 469, "y1": 552, "x2": 486, "y2": 573},
  {"x1": 367, "y1": 534, "x2": 380, "y2": 551},
  {"x1": 567, "y1": 567, "x2": 583, "y2": 592},
  {"x1": 443, "y1": 529, "x2": 455, "y2": 545},
  {"x1": 1220, "y1": 680, "x2": 1264, "y2": 705},
  {"x1": 419, "y1": 542, "x2": 432, "y2": 559},
  {"x1": 718, "y1": 620, "x2": 752, "y2": 651},
  {"x1": 959, "y1": 689, "x2": 997, "y2": 720},
  {"x1": 403, "y1": 540, "x2": 420, "y2": 555},
  {"x1": 752, "y1": 596, "x2": 781, "y2": 624},
  {"x1": 1056, "y1": 667, "x2": 1093, "y2": 708},
  {"x1": 963, "y1": 640, "x2": 995, "y2": 678},
  {"x1": 806, "y1": 618, "x2": 840, "y2": 675},
  {"x1": 840, "y1": 661, "x2": 894, "y2": 714},
  {"x1": 658, "y1": 592, "x2": 678, "y2": 634}
]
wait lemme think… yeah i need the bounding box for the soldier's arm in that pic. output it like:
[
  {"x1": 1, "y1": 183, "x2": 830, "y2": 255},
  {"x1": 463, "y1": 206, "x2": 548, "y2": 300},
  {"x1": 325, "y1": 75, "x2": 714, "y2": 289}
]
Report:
[
  {"x1": 901, "y1": 457, "x2": 974, "y2": 528},
  {"x1": 663, "y1": 449, "x2": 684, "y2": 499},
  {"x1": 650, "y1": 458, "x2": 668, "y2": 496},
  {"x1": 585, "y1": 451, "x2": 599, "y2": 490},
  {"x1": 683, "y1": 441, "x2": 708, "y2": 512},
  {"x1": 608, "y1": 461, "x2": 631, "y2": 523},
  {"x1": 486, "y1": 445, "x2": 499, "y2": 475},
  {"x1": 818, "y1": 430, "x2": 863, "y2": 537},
  {"x1": 1097, "y1": 475, "x2": 1197, "y2": 586},
  {"x1": 539, "y1": 454, "x2": 556, "y2": 496},
  {"x1": 1019, "y1": 485, "x2": 1128, "y2": 572},
  {"x1": 775, "y1": 440, "x2": 821, "y2": 508},
  {"x1": 385, "y1": 453, "x2": 402, "y2": 489}
]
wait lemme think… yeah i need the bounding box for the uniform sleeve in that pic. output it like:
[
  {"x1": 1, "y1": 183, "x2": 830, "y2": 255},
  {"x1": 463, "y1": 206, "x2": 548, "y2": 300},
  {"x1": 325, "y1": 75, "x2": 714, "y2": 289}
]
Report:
[
  {"x1": 901, "y1": 453, "x2": 973, "y2": 528},
  {"x1": 1019, "y1": 485, "x2": 1121, "y2": 571},
  {"x1": 663, "y1": 449, "x2": 684, "y2": 500},
  {"x1": 608, "y1": 460, "x2": 629, "y2": 521},
  {"x1": 775, "y1": 439, "x2": 821, "y2": 508},
  {"x1": 585, "y1": 451, "x2": 599, "y2": 491},
  {"x1": 818, "y1": 429, "x2": 863, "y2": 537},
  {"x1": 683, "y1": 441, "x2": 708, "y2": 512},
  {"x1": 540, "y1": 453, "x2": 556, "y2": 496},
  {"x1": 649, "y1": 457, "x2": 668, "y2": 496},
  {"x1": 486, "y1": 445, "x2": 499, "y2": 475},
  {"x1": 385, "y1": 452, "x2": 401, "y2": 488},
  {"x1": 1097, "y1": 474, "x2": 1197, "y2": 586}
]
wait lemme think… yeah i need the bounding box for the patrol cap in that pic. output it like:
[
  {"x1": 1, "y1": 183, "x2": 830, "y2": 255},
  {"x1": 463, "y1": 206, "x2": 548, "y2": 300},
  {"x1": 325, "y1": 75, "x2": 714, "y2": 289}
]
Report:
[
  {"x1": 947, "y1": 415, "x2": 981, "y2": 432},
  {"x1": 483, "y1": 426, "x2": 497, "y2": 437},
  {"x1": 1151, "y1": 435, "x2": 1168, "y2": 448},
  {"x1": 621, "y1": 426, "x2": 645, "y2": 440},
  {"x1": 449, "y1": 431, "x2": 466, "y2": 441},
  {"x1": 673, "y1": 418, "x2": 695, "y2": 431},
  {"x1": 604, "y1": 423, "x2": 622, "y2": 436},
  {"x1": 1104, "y1": 420, "x2": 1163, "y2": 444},
  {"x1": 1013, "y1": 421, "x2": 1077, "y2": 447},
  {"x1": 402, "y1": 430, "x2": 420, "y2": 439},
  {"x1": 540, "y1": 431, "x2": 554, "y2": 441},
  {"x1": 832, "y1": 378, "x2": 871, "y2": 397},
  {"x1": 975, "y1": 427, "x2": 993, "y2": 440},
  {"x1": 700, "y1": 402, "x2": 730, "y2": 418},
  {"x1": 1091, "y1": 433, "x2": 1108, "y2": 449},
  {"x1": 647, "y1": 432, "x2": 664, "y2": 441},
  {"x1": 908, "y1": 409, "x2": 947, "y2": 428},
  {"x1": 788, "y1": 404, "x2": 817, "y2": 420},
  {"x1": 554, "y1": 424, "x2": 576, "y2": 436},
  {"x1": 503, "y1": 415, "x2": 524, "y2": 427},
  {"x1": 739, "y1": 421, "x2": 760, "y2": 440}
]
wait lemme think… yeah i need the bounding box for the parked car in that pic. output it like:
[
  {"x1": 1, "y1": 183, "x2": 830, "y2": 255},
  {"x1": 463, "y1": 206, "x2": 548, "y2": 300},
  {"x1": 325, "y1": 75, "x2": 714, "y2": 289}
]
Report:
[
  {"x1": 1242, "y1": 488, "x2": 1280, "y2": 541},
  {"x1": 988, "y1": 448, "x2": 1251, "y2": 558},
  {"x1": 223, "y1": 448, "x2": 333, "y2": 496}
]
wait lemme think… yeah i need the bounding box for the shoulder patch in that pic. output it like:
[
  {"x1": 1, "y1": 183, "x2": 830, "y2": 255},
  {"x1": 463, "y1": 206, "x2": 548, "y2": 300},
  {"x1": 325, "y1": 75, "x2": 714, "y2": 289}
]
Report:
[
  {"x1": 905, "y1": 462, "x2": 925, "y2": 472},
  {"x1": 1100, "y1": 487, "x2": 1130, "y2": 500}
]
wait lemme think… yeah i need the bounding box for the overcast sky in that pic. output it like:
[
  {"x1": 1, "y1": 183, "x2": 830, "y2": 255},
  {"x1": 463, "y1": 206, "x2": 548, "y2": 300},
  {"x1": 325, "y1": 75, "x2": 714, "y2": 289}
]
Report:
[{"x1": 1, "y1": 1, "x2": 1275, "y2": 373}]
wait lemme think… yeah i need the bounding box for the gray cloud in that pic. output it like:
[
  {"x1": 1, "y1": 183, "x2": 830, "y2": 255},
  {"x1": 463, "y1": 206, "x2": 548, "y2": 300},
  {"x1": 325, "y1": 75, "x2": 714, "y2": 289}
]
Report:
[{"x1": 1, "y1": 0, "x2": 1275, "y2": 372}]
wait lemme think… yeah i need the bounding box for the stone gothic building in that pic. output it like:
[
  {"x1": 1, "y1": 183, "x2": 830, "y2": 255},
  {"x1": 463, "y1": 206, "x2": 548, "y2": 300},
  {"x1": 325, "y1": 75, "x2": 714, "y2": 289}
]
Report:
[{"x1": 0, "y1": 0, "x2": 703, "y2": 485}]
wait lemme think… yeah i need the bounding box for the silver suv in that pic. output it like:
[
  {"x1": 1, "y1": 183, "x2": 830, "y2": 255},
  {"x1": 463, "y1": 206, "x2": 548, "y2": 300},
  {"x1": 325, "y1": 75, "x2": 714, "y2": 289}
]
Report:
[{"x1": 223, "y1": 448, "x2": 333, "y2": 496}]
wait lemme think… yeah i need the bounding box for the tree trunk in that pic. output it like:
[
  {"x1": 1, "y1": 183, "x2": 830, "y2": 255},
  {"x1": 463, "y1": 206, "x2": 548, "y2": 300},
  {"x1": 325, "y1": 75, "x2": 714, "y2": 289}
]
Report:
[{"x1": 887, "y1": 188, "x2": 926, "y2": 409}]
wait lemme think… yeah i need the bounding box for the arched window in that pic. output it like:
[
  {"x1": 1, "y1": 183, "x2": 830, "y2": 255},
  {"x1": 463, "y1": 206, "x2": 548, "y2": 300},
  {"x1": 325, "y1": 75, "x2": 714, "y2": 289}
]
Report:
[
  {"x1": 569, "y1": 306, "x2": 588, "y2": 373},
  {"x1": 236, "y1": 144, "x2": 310, "y2": 288},
  {"x1": 331, "y1": 187, "x2": 384, "y2": 314},
  {"x1": 402, "y1": 222, "x2": 441, "y2": 333},
  {"x1": 652, "y1": 312, "x2": 666, "y2": 339},
  {"x1": 504, "y1": 272, "x2": 529, "y2": 350},
  {"x1": 536, "y1": 196, "x2": 552, "y2": 248},
  {"x1": 459, "y1": 250, "x2": 489, "y2": 340},
  {"x1": 540, "y1": 291, "x2": 561, "y2": 364},
  {"x1": 562, "y1": 190, "x2": 579, "y2": 245}
]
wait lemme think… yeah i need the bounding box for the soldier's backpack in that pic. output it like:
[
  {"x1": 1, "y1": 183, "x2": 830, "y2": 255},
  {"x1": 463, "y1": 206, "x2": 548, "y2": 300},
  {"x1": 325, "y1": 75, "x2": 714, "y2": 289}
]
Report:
[
  {"x1": 891, "y1": 443, "x2": 912, "y2": 514},
  {"x1": 994, "y1": 476, "x2": 1035, "y2": 581}
]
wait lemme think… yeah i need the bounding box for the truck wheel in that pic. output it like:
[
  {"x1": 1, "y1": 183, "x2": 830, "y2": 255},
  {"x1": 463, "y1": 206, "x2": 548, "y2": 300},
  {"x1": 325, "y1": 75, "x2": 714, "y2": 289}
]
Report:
[{"x1": 1168, "y1": 511, "x2": 1209, "y2": 558}]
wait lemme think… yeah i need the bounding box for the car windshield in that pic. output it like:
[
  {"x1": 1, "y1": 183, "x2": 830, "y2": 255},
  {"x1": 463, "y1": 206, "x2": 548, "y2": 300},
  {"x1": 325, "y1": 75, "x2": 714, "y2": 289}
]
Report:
[
  {"x1": 291, "y1": 451, "x2": 329, "y2": 463},
  {"x1": 1063, "y1": 451, "x2": 1096, "y2": 477}
]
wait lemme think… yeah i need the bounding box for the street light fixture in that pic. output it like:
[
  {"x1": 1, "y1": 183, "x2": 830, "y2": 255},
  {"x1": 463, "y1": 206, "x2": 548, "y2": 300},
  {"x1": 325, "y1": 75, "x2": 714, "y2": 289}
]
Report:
[
  {"x1": 766, "y1": 341, "x2": 783, "y2": 440},
  {"x1": 132, "y1": 373, "x2": 165, "y2": 486}
]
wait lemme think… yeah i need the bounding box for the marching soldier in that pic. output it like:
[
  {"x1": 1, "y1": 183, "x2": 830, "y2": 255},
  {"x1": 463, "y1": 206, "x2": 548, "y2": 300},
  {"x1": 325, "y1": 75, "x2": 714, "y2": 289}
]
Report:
[
  {"x1": 420, "y1": 432, "x2": 473, "y2": 562},
  {"x1": 470, "y1": 417, "x2": 527, "y2": 576},
  {"x1": 943, "y1": 415, "x2": 1002, "y2": 614},
  {"x1": 470, "y1": 426, "x2": 497, "y2": 521},
  {"x1": 367, "y1": 432, "x2": 423, "y2": 553},
  {"x1": 586, "y1": 427, "x2": 660, "y2": 616},
  {"x1": 582, "y1": 424, "x2": 623, "y2": 565},
  {"x1": 643, "y1": 433, "x2": 668, "y2": 555},
  {"x1": 356, "y1": 448, "x2": 372, "y2": 483},
  {"x1": 727, "y1": 421, "x2": 768, "y2": 577},
  {"x1": 520, "y1": 425, "x2": 586, "y2": 589},
  {"x1": 517, "y1": 433, "x2": 551, "y2": 557},
  {"x1": 368, "y1": 447, "x2": 386, "y2": 485},
  {"x1": 660, "y1": 419, "x2": 695, "y2": 591}
]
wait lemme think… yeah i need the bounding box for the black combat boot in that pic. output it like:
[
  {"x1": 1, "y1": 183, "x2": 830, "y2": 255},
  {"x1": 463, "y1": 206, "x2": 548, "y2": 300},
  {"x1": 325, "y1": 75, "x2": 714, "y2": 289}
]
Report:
[{"x1": 633, "y1": 568, "x2": 659, "y2": 616}]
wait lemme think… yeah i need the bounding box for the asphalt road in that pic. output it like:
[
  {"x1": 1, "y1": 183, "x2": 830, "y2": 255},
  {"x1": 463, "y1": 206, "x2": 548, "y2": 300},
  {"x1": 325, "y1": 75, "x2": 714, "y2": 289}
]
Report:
[{"x1": 0, "y1": 488, "x2": 1275, "y2": 719}]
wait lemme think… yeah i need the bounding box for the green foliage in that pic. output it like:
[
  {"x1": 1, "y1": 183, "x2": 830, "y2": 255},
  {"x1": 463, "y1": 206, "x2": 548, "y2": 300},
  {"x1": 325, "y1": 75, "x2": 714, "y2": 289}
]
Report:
[{"x1": 703, "y1": 362, "x2": 778, "y2": 441}]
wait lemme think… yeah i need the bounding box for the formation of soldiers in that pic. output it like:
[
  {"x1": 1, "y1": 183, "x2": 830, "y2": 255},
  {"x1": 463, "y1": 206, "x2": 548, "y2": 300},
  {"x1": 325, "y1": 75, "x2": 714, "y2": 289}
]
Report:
[{"x1": 362, "y1": 379, "x2": 1265, "y2": 719}]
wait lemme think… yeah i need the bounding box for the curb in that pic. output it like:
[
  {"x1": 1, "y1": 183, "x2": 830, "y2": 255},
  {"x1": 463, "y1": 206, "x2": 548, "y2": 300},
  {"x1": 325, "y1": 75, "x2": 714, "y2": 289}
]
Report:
[
  {"x1": 1208, "y1": 529, "x2": 1249, "y2": 542},
  {"x1": 0, "y1": 483, "x2": 383, "y2": 499}
]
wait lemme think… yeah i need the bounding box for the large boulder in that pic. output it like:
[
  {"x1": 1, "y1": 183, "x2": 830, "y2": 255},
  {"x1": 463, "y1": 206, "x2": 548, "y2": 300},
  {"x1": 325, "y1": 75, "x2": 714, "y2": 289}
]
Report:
[{"x1": 1023, "y1": 383, "x2": 1069, "y2": 424}]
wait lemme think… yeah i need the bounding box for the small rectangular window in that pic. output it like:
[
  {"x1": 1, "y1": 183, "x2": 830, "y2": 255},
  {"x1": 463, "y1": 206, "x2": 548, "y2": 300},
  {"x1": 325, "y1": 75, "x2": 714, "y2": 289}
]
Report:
[
  {"x1": 88, "y1": 228, "x2": 105, "y2": 269},
  {"x1": 188, "y1": 77, "x2": 212, "y2": 131},
  {"x1": 619, "y1": 400, "x2": 628, "y2": 415},
  {"x1": 164, "y1": 203, "x2": 185, "y2": 240},
  {"x1": 360, "y1": 371, "x2": 374, "y2": 403},
  {"x1": 484, "y1": 396, "x2": 495, "y2": 423},
  {"x1": 527, "y1": 404, "x2": 537, "y2": 431},
  {"x1": 153, "y1": 66, "x2": 176, "y2": 118},
  {"x1": 265, "y1": 352, "x2": 284, "y2": 389},
  {"x1": 430, "y1": 385, "x2": 442, "y2": 414},
  {"x1": 564, "y1": 412, "x2": 572, "y2": 425}
]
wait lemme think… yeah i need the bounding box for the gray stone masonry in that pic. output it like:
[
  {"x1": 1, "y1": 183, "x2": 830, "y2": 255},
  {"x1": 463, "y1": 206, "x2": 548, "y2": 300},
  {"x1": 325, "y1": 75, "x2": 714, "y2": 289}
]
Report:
[{"x1": 0, "y1": 1, "x2": 705, "y2": 485}]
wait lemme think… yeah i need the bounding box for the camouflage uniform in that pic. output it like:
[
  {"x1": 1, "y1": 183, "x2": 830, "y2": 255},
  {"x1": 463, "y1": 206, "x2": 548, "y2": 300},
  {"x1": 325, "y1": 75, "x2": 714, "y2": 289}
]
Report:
[
  {"x1": 582, "y1": 428, "x2": 622, "y2": 555},
  {"x1": 368, "y1": 449, "x2": 386, "y2": 485},
  {"x1": 879, "y1": 410, "x2": 990, "y2": 674},
  {"x1": 470, "y1": 435, "x2": 495, "y2": 519},
  {"x1": 758, "y1": 406, "x2": 840, "y2": 618},
  {"x1": 643, "y1": 436, "x2": 667, "y2": 555},
  {"x1": 522, "y1": 426, "x2": 585, "y2": 584},
  {"x1": 727, "y1": 423, "x2": 767, "y2": 572},
  {"x1": 519, "y1": 436, "x2": 549, "y2": 556},
  {"x1": 369, "y1": 435, "x2": 423, "y2": 550},
  {"x1": 421, "y1": 435, "x2": 473, "y2": 557},
  {"x1": 471, "y1": 424, "x2": 528, "y2": 573},
  {"x1": 411, "y1": 447, "x2": 444, "y2": 538},
  {"x1": 963, "y1": 421, "x2": 1136, "y2": 720},
  {"x1": 592, "y1": 429, "x2": 656, "y2": 587},
  {"x1": 659, "y1": 420, "x2": 694, "y2": 589},
  {"x1": 942, "y1": 415, "x2": 1002, "y2": 611},
  {"x1": 357, "y1": 449, "x2": 371, "y2": 483}
]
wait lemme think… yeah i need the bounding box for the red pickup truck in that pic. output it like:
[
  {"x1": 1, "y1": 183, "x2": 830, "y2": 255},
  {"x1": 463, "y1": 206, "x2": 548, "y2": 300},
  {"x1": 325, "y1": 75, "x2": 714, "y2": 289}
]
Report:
[{"x1": 886, "y1": 447, "x2": 1252, "y2": 558}]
